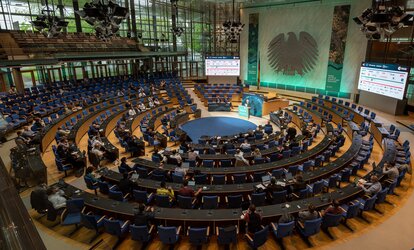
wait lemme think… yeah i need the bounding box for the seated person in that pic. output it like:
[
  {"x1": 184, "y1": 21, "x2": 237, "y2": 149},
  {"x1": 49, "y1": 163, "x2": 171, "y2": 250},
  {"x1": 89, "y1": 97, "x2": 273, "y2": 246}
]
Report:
[
  {"x1": 127, "y1": 108, "x2": 137, "y2": 117},
  {"x1": 358, "y1": 175, "x2": 382, "y2": 196},
  {"x1": 134, "y1": 204, "x2": 155, "y2": 227},
  {"x1": 321, "y1": 199, "x2": 344, "y2": 216},
  {"x1": 21, "y1": 126, "x2": 36, "y2": 139},
  {"x1": 278, "y1": 212, "x2": 295, "y2": 224},
  {"x1": 187, "y1": 148, "x2": 200, "y2": 163},
  {"x1": 15, "y1": 131, "x2": 30, "y2": 148},
  {"x1": 240, "y1": 140, "x2": 251, "y2": 150},
  {"x1": 383, "y1": 162, "x2": 399, "y2": 182},
  {"x1": 298, "y1": 204, "x2": 319, "y2": 223},
  {"x1": 124, "y1": 132, "x2": 144, "y2": 157},
  {"x1": 88, "y1": 121, "x2": 100, "y2": 136},
  {"x1": 178, "y1": 179, "x2": 202, "y2": 197},
  {"x1": 138, "y1": 102, "x2": 146, "y2": 111},
  {"x1": 161, "y1": 115, "x2": 169, "y2": 126},
  {"x1": 119, "y1": 157, "x2": 134, "y2": 173},
  {"x1": 309, "y1": 124, "x2": 317, "y2": 137},
  {"x1": 235, "y1": 149, "x2": 250, "y2": 166},
  {"x1": 156, "y1": 181, "x2": 175, "y2": 202},
  {"x1": 46, "y1": 187, "x2": 67, "y2": 210},
  {"x1": 154, "y1": 98, "x2": 161, "y2": 106},
  {"x1": 56, "y1": 127, "x2": 70, "y2": 138},
  {"x1": 118, "y1": 173, "x2": 134, "y2": 195},
  {"x1": 252, "y1": 148, "x2": 262, "y2": 159},
  {"x1": 85, "y1": 167, "x2": 100, "y2": 182},
  {"x1": 91, "y1": 144, "x2": 105, "y2": 161},
  {"x1": 266, "y1": 177, "x2": 285, "y2": 198},
  {"x1": 169, "y1": 150, "x2": 183, "y2": 166},
  {"x1": 241, "y1": 204, "x2": 262, "y2": 234},
  {"x1": 291, "y1": 174, "x2": 306, "y2": 194},
  {"x1": 31, "y1": 117, "x2": 45, "y2": 132}
]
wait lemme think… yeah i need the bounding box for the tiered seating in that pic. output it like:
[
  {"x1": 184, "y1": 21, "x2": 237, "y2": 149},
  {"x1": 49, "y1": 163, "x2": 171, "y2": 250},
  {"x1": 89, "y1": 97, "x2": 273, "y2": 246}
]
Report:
[
  {"x1": 27, "y1": 83, "x2": 410, "y2": 249},
  {"x1": 164, "y1": 79, "x2": 193, "y2": 107},
  {"x1": 194, "y1": 83, "x2": 242, "y2": 106},
  {"x1": 8, "y1": 30, "x2": 138, "y2": 55}
]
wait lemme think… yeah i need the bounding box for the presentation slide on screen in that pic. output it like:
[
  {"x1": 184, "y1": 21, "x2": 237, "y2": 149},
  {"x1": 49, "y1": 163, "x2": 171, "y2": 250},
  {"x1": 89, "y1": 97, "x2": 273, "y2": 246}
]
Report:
[
  {"x1": 205, "y1": 56, "x2": 240, "y2": 76},
  {"x1": 358, "y1": 62, "x2": 409, "y2": 100},
  {"x1": 241, "y1": 93, "x2": 264, "y2": 118}
]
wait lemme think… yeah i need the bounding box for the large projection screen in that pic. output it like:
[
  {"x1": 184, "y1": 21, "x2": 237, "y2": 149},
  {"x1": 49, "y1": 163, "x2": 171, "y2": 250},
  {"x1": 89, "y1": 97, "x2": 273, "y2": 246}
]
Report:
[
  {"x1": 205, "y1": 56, "x2": 240, "y2": 76},
  {"x1": 358, "y1": 62, "x2": 409, "y2": 100}
]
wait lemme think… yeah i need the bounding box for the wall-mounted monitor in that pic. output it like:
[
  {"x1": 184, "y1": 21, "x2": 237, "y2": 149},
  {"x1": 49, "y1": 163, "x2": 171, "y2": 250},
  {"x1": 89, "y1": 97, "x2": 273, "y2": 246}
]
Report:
[
  {"x1": 205, "y1": 56, "x2": 240, "y2": 76},
  {"x1": 358, "y1": 62, "x2": 409, "y2": 100}
]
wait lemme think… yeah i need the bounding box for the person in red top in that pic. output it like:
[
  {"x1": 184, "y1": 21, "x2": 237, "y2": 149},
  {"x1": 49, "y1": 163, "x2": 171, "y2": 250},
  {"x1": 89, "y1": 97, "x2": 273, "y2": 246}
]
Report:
[
  {"x1": 241, "y1": 204, "x2": 263, "y2": 234},
  {"x1": 178, "y1": 179, "x2": 202, "y2": 197},
  {"x1": 322, "y1": 199, "x2": 345, "y2": 216}
]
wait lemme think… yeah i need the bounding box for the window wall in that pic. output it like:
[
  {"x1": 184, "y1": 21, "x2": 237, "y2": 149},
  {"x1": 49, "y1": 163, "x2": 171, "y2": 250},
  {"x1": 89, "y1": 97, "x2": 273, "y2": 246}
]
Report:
[{"x1": 0, "y1": 0, "x2": 243, "y2": 79}]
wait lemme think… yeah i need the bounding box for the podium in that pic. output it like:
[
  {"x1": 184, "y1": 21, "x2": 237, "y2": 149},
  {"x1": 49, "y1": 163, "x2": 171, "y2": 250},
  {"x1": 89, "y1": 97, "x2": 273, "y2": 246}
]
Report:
[{"x1": 238, "y1": 105, "x2": 250, "y2": 118}]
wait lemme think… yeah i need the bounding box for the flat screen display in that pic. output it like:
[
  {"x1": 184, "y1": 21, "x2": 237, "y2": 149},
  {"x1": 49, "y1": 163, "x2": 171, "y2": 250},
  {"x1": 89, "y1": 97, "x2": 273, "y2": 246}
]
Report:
[
  {"x1": 358, "y1": 62, "x2": 409, "y2": 100},
  {"x1": 205, "y1": 56, "x2": 240, "y2": 76}
]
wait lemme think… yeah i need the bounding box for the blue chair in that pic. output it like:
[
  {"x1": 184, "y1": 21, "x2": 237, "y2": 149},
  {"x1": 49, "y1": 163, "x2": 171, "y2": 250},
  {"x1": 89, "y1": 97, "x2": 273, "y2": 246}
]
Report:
[
  {"x1": 272, "y1": 168, "x2": 284, "y2": 179},
  {"x1": 232, "y1": 173, "x2": 246, "y2": 184},
  {"x1": 98, "y1": 181, "x2": 116, "y2": 195},
  {"x1": 340, "y1": 201, "x2": 360, "y2": 231},
  {"x1": 253, "y1": 172, "x2": 266, "y2": 182},
  {"x1": 270, "y1": 221, "x2": 295, "y2": 249},
  {"x1": 217, "y1": 226, "x2": 238, "y2": 246},
  {"x1": 202, "y1": 196, "x2": 219, "y2": 209},
  {"x1": 188, "y1": 227, "x2": 209, "y2": 246},
  {"x1": 155, "y1": 194, "x2": 172, "y2": 207},
  {"x1": 357, "y1": 195, "x2": 377, "y2": 222},
  {"x1": 130, "y1": 225, "x2": 155, "y2": 245},
  {"x1": 158, "y1": 226, "x2": 181, "y2": 245},
  {"x1": 195, "y1": 174, "x2": 208, "y2": 184},
  {"x1": 321, "y1": 213, "x2": 343, "y2": 239},
  {"x1": 296, "y1": 218, "x2": 322, "y2": 247},
  {"x1": 220, "y1": 159, "x2": 232, "y2": 167},
  {"x1": 84, "y1": 176, "x2": 99, "y2": 195},
  {"x1": 172, "y1": 173, "x2": 184, "y2": 183},
  {"x1": 245, "y1": 226, "x2": 269, "y2": 249},
  {"x1": 61, "y1": 199, "x2": 84, "y2": 235},
  {"x1": 250, "y1": 192, "x2": 266, "y2": 206},
  {"x1": 212, "y1": 175, "x2": 226, "y2": 185},
  {"x1": 55, "y1": 158, "x2": 73, "y2": 177},
  {"x1": 108, "y1": 189, "x2": 129, "y2": 202},
  {"x1": 81, "y1": 212, "x2": 106, "y2": 243},
  {"x1": 202, "y1": 160, "x2": 214, "y2": 167},
  {"x1": 103, "y1": 218, "x2": 130, "y2": 248},
  {"x1": 272, "y1": 190, "x2": 287, "y2": 204},
  {"x1": 132, "y1": 190, "x2": 154, "y2": 204},
  {"x1": 177, "y1": 195, "x2": 196, "y2": 209},
  {"x1": 226, "y1": 194, "x2": 243, "y2": 208}
]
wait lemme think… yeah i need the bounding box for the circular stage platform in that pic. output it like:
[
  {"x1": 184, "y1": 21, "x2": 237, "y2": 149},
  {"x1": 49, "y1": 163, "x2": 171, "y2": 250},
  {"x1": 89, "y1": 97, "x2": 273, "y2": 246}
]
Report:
[{"x1": 180, "y1": 116, "x2": 257, "y2": 142}]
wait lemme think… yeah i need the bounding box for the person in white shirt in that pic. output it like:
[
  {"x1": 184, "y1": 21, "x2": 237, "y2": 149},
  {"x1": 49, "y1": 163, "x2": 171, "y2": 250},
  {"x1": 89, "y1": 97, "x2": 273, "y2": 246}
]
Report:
[
  {"x1": 169, "y1": 150, "x2": 183, "y2": 165},
  {"x1": 148, "y1": 101, "x2": 155, "y2": 108},
  {"x1": 91, "y1": 144, "x2": 104, "y2": 159},
  {"x1": 116, "y1": 90, "x2": 124, "y2": 96},
  {"x1": 154, "y1": 98, "x2": 160, "y2": 105},
  {"x1": 235, "y1": 149, "x2": 250, "y2": 166},
  {"x1": 47, "y1": 187, "x2": 67, "y2": 210},
  {"x1": 138, "y1": 91, "x2": 146, "y2": 98},
  {"x1": 138, "y1": 102, "x2": 146, "y2": 111},
  {"x1": 91, "y1": 136, "x2": 104, "y2": 148},
  {"x1": 240, "y1": 140, "x2": 251, "y2": 150},
  {"x1": 128, "y1": 108, "x2": 137, "y2": 117}
]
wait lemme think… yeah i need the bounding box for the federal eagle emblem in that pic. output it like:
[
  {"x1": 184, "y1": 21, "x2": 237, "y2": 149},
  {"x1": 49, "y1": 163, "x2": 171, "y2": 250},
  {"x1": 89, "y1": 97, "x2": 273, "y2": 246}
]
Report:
[{"x1": 267, "y1": 31, "x2": 319, "y2": 76}]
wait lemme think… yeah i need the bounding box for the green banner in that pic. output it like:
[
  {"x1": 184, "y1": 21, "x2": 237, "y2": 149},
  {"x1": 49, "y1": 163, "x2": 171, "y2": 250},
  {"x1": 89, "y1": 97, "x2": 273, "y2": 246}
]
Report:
[
  {"x1": 247, "y1": 13, "x2": 259, "y2": 84},
  {"x1": 325, "y1": 5, "x2": 350, "y2": 92},
  {"x1": 238, "y1": 105, "x2": 250, "y2": 118}
]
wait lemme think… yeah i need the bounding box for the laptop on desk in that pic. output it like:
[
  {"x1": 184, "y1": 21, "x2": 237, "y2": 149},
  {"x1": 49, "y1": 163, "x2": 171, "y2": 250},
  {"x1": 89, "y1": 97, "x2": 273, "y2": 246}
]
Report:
[
  {"x1": 130, "y1": 173, "x2": 139, "y2": 182},
  {"x1": 261, "y1": 175, "x2": 271, "y2": 186},
  {"x1": 188, "y1": 180, "x2": 196, "y2": 188},
  {"x1": 284, "y1": 172, "x2": 294, "y2": 182}
]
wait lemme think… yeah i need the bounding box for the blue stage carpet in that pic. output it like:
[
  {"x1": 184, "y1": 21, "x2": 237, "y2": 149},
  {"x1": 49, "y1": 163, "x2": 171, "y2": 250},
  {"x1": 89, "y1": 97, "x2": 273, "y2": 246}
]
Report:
[{"x1": 180, "y1": 117, "x2": 257, "y2": 142}]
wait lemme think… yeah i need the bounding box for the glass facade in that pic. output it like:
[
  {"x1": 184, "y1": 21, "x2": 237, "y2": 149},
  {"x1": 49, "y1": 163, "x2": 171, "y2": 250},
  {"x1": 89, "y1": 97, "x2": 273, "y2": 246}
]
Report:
[{"x1": 0, "y1": 0, "x2": 244, "y2": 86}]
